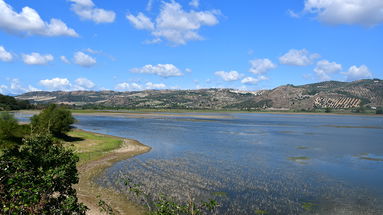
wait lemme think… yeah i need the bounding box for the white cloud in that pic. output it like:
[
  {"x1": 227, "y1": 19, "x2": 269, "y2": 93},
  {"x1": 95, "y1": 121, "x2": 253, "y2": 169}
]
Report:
[
  {"x1": 146, "y1": 0, "x2": 154, "y2": 11},
  {"x1": 241, "y1": 76, "x2": 268, "y2": 85},
  {"x1": 22, "y1": 52, "x2": 54, "y2": 65},
  {"x1": 249, "y1": 58, "x2": 277, "y2": 75},
  {"x1": 343, "y1": 65, "x2": 373, "y2": 81},
  {"x1": 1, "y1": 78, "x2": 40, "y2": 95},
  {"x1": 145, "y1": 82, "x2": 166, "y2": 89},
  {"x1": 185, "y1": 68, "x2": 192, "y2": 73},
  {"x1": 84, "y1": 48, "x2": 101, "y2": 54},
  {"x1": 73, "y1": 51, "x2": 96, "y2": 67},
  {"x1": 189, "y1": 0, "x2": 199, "y2": 8},
  {"x1": 131, "y1": 64, "x2": 183, "y2": 77},
  {"x1": 69, "y1": 0, "x2": 116, "y2": 23},
  {"x1": 279, "y1": 49, "x2": 320, "y2": 66},
  {"x1": 60, "y1": 56, "x2": 70, "y2": 64},
  {"x1": 115, "y1": 81, "x2": 167, "y2": 91},
  {"x1": 126, "y1": 12, "x2": 154, "y2": 30},
  {"x1": 0, "y1": 85, "x2": 7, "y2": 94},
  {"x1": 0, "y1": 45, "x2": 12, "y2": 62},
  {"x1": 288, "y1": 9, "x2": 300, "y2": 18},
  {"x1": 115, "y1": 82, "x2": 143, "y2": 91},
  {"x1": 75, "y1": 77, "x2": 95, "y2": 89},
  {"x1": 0, "y1": 0, "x2": 78, "y2": 37},
  {"x1": 39, "y1": 78, "x2": 71, "y2": 91},
  {"x1": 304, "y1": 0, "x2": 383, "y2": 26},
  {"x1": 215, "y1": 71, "x2": 242, "y2": 81},
  {"x1": 127, "y1": 1, "x2": 220, "y2": 45},
  {"x1": 314, "y1": 60, "x2": 342, "y2": 81}
]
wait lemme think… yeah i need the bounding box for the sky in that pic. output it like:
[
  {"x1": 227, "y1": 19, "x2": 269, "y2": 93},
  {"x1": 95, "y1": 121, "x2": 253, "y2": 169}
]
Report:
[{"x1": 0, "y1": 0, "x2": 382, "y2": 95}]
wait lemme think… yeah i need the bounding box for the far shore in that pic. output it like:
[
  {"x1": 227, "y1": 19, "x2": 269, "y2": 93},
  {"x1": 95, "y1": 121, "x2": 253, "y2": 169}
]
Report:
[
  {"x1": 67, "y1": 129, "x2": 151, "y2": 215},
  {"x1": 15, "y1": 109, "x2": 383, "y2": 118}
]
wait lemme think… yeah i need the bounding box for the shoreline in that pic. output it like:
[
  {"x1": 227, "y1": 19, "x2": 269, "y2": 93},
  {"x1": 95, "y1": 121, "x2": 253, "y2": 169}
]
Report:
[
  {"x1": 16, "y1": 109, "x2": 383, "y2": 118},
  {"x1": 69, "y1": 129, "x2": 151, "y2": 215}
]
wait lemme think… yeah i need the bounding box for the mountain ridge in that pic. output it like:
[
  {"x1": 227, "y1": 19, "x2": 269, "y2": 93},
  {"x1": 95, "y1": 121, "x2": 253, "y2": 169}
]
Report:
[{"x1": 16, "y1": 79, "x2": 383, "y2": 111}]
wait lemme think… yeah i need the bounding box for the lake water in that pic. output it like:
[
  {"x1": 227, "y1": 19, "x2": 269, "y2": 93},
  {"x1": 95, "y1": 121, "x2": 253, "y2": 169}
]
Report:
[{"x1": 23, "y1": 112, "x2": 383, "y2": 214}]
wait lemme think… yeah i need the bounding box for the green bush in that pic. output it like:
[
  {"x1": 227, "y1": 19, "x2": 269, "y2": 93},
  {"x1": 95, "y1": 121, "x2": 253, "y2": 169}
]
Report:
[
  {"x1": 376, "y1": 107, "x2": 383, "y2": 114},
  {"x1": 0, "y1": 113, "x2": 28, "y2": 151},
  {"x1": 31, "y1": 104, "x2": 75, "y2": 137},
  {"x1": 0, "y1": 135, "x2": 87, "y2": 214}
]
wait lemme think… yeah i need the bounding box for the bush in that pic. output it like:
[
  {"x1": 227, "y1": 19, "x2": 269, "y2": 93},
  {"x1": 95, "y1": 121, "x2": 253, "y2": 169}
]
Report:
[
  {"x1": 0, "y1": 135, "x2": 87, "y2": 214},
  {"x1": 31, "y1": 104, "x2": 75, "y2": 137},
  {"x1": 376, "y1": 107, "x2": 383, "y2": 114},
  {"x1": 0, "y1": 113, "x2": 28, "y2": 150}
]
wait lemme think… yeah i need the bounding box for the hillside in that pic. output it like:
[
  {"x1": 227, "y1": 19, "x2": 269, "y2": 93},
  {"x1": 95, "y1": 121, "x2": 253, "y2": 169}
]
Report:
[{"x1": 16, "y1": 79, "x2": 383, "y2": 111}]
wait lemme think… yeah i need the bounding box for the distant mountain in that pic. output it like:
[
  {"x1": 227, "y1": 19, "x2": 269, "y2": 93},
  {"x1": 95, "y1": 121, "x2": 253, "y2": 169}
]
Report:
[{"x1": 16, "y1": 79, "x2": 383, "y2": 111}]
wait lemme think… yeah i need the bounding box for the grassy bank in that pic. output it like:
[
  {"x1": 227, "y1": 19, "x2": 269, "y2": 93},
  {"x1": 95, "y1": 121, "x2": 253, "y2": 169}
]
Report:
[{"x1": 65, "y1": 129, "x2": 151, "y2": 215}]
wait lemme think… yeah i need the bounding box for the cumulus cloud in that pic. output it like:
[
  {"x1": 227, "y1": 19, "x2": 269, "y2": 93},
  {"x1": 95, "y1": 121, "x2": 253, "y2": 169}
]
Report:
[
  {"x1": 279, "y1": 49, "x2": 320, "y2": 66},
  {"x1": 75, "y1": 77, "x2": 95, "y2": 89},
  {"x1": 39, "y1": 78, "x2": 71, "y2": 91},
  {"x1": 314, "y1": 60, "x2": 342, "y2": 81},
  {"x1": 0, "y1": 78, "x2": 40, "y2": 95},
  {"x1": 127, "y1": 1, "x2": 220, "y2": 45},
  {"x1": 73, "y1": 51, "x2": 96, "y2": 67},
  {"x1": 115, "y1": 82, "x2": 143, "y2": 91},
  {"x1": 60, "y1": 56, "x2": 70, "y2": 64},
  {"x1": 22, "y1": 52, "x2": 54, "y2": 65},
  {"x1": 342, "y1": 65, "x2": 373, "y2": 81},
  {"x1": 303, "y1": 0, "x2": 383, "y2": 26},
  {"x1": 126, "y1": 12, "x2": 154, "y2": 30},
  {"x1": 0, "y1": 0, "x2": 78, "y2": 37},
  {"x1": 249, "y1": 58, "x2": 277, "y2": 75},
  {"x1": 69, "y1": 0, "x2": 116, "y2": 23},
  {"x1": 241, "y1": 76, "x2": 268, "y2": 85},
  {"x1": 0, "y1": 45, "x2": 12, "y2": 62},
  {"x1": 115, "y1": 82, "x2": 167, "y2": 91},
  {"x1": 215, "y1": 71, "x2": 242, "y2": 82},
  {"x1": 131, "y1": 64, "x2": 183, "y2": 77}
]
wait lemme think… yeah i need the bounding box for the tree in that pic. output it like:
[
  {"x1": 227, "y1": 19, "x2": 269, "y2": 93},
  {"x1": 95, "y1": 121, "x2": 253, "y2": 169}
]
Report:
[
  {"x1": 0, "y1": 112, "x2": 28, "y2": 151},
  {"x1": 0, "y1": 135, "x2": 87, "y2": 214},
  {"x1": 31, "y1": 104, "x2": 75, "y2": 137}
]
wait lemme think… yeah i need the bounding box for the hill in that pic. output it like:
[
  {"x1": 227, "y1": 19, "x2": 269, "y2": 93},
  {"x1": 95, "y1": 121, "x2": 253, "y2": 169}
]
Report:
[{"x1": 16, "y1": 79, "x2": 383, "y2": 111}]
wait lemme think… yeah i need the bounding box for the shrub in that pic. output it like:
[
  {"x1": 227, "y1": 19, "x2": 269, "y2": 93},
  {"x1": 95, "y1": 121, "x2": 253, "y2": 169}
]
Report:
[
  {"x1": 0, "y1": 135, "x2": 87, "y2": 214},
  {"x1": 31, "y1": 104, "x2": 75, "y2": 137}
]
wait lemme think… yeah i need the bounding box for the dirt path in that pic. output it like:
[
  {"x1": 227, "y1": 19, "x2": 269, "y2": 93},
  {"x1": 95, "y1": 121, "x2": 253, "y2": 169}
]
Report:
[{"x1": 76, "y1": 138, "x2": 151, "y2": 215}]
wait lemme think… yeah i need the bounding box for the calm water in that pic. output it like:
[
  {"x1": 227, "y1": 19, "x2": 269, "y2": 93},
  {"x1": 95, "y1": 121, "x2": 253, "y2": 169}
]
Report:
[{"x1": 59, "y1": 113, "x2": 383, "y2": 214}]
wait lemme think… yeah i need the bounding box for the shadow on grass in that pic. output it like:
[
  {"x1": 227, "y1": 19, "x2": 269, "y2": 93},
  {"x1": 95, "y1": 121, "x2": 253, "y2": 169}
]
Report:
[{"x1": 59, "y1": 134, "x2": 85, "y2": 142}]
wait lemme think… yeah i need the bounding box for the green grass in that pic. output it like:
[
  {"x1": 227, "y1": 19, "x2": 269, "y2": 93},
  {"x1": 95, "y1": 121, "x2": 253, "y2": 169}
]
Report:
[{"x1": 65, "y1": 130, "x2": 124, "y2": 165}]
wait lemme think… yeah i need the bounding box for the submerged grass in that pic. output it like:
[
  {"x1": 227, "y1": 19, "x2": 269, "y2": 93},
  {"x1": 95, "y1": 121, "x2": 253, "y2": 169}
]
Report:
[{"x1": 288, "y1": 156, "x2": 311, "y2": 164}]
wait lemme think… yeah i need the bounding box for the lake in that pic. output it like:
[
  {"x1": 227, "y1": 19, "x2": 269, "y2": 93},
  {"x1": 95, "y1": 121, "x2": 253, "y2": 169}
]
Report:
[{"x1": 24, "y1": 112, "x2": 383, "y2": 214}]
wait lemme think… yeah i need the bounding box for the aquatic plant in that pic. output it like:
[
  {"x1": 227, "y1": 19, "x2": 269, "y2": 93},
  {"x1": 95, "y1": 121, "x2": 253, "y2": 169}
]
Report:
[{"x1": 124, "y1": 178, "x2": 220, "y2": 215}]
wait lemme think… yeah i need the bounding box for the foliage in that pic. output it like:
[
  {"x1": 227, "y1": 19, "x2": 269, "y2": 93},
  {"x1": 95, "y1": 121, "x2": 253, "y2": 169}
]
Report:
[
  {"x1": 0, "y1": 134, "x2": 87, "y2": 214},
  {"x1": 376, "y1": 107, "x2": 383, "y2": 114},
  {"x1": 124, "y1": 179, "x2": 220, "y2": 215},
  {"x1": 0, "y1": 94, "x2": 32, "y2": 110},
  {"x1": 0, "y1": 112, "x2": 29, "y2": 151},
  {"x1": 1, "y1": 109, "x2": 87, "y2": 214},
  {"x1": 324, "y1": 107, "x2": 331, "y2": 113},
  {"x1": 31, "y1": 104, "x2": 75, "y2": 137}
]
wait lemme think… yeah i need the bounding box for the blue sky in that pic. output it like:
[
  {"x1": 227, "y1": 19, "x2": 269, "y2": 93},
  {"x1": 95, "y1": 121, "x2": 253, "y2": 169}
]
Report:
[{"x1": 0, "y1": 0, "x2": 382, "y2": 95}]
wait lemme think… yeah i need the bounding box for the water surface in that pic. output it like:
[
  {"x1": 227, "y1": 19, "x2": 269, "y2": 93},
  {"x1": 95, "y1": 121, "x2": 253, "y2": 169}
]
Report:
[{"x1": 73, "y1": 113, "x2": 383, "y2": 214}]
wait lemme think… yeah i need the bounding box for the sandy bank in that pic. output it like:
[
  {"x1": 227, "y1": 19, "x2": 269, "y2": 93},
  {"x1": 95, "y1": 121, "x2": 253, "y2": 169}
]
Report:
[{"x1": 73, "y1": 130, "x2": 151, "y2": 215}]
